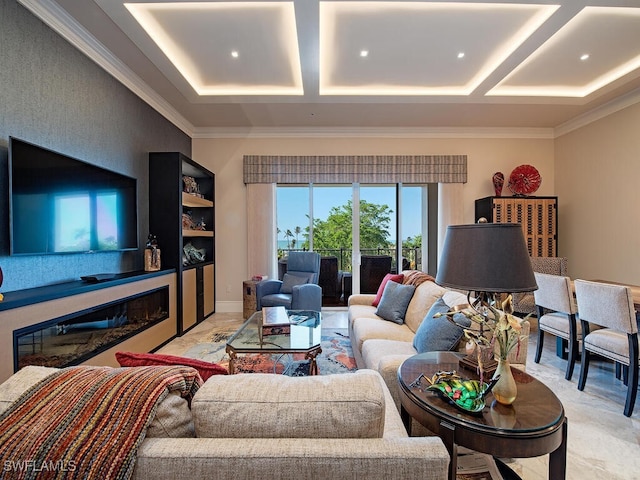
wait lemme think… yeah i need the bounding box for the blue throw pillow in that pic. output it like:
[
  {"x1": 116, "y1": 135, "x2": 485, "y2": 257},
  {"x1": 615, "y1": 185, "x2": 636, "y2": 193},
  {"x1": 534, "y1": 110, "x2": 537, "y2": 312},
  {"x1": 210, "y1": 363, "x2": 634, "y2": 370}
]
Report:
[
  {"x1": 375, "y1": 281, "x2": 416, "y2": 325},
  {"x1": 413, "y1": 297, "x2": 472, "y2": 353}
]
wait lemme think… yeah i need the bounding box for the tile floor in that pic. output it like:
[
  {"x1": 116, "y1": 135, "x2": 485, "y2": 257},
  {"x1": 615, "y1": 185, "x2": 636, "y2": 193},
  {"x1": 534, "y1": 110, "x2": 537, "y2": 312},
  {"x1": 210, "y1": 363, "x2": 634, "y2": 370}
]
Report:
[{"x1": 158, "y1": 308, "x2": 639, "y2": 480}]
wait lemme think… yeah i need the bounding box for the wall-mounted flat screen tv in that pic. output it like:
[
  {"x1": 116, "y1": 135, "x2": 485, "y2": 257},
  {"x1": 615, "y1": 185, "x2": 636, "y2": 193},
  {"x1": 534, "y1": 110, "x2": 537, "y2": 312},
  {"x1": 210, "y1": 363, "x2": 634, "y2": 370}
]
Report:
[{"x1": 9, "y1": 137, "x2": 138, "y2": 255}]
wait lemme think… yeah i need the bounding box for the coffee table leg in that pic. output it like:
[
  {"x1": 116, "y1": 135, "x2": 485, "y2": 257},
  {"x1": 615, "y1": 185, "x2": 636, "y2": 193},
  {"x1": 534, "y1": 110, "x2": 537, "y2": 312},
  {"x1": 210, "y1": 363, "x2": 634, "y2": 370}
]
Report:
[
  {"x1": 306, "y1": 347, "x2": 322, "y2": 375},
  {"x1": 226, "y1": 346, "x2": 236, "y2": 374},
  {"x1": 549, "y1": 417, "x2": 567, "y2": 479}
]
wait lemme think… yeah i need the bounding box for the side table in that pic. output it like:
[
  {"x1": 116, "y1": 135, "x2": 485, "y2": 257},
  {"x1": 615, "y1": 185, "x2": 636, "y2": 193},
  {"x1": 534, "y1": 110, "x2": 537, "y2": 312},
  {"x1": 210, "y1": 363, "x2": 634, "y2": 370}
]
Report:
[
  {"x1": 398, "y1": 352, "x2": 567, "y2": 480},
  {"x1": 242, "y1": 279, "x2": 259, "y2": 319}
]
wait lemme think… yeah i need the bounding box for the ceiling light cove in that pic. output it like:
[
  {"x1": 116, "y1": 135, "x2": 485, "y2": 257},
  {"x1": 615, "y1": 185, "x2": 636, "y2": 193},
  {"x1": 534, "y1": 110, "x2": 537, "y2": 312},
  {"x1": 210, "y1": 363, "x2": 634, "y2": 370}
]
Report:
[
  {"x1": 488, "y1": 7, "x2": 640, "y2": 97},
  {"x1": 319, "y1": 1, "x2": 559, "y2": 96},
  {"x1": 124, "y1": 2, "x2": 303, "y2": 96}
]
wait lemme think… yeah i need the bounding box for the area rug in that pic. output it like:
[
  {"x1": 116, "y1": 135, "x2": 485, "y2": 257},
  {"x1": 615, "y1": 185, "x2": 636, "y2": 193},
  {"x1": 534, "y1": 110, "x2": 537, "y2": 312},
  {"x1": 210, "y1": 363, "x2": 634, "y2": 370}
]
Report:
[{"x1": 181, "y1": 328, "x2": 357, "y2": 376}]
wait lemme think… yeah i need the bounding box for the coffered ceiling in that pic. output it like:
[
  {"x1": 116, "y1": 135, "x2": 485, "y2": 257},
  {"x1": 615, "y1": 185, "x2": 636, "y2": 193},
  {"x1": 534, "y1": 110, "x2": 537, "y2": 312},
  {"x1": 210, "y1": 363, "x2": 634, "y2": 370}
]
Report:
[{"x1": 20, "y1": 0, "x2": 640, "y2": 136}]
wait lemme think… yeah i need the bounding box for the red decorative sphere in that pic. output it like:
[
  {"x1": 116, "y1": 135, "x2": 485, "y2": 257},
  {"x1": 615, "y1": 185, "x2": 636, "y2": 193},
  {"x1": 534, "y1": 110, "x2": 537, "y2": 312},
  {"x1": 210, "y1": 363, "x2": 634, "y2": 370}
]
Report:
[{"x1": 508, "y1": 165, "x2": 541, "y2": 196}]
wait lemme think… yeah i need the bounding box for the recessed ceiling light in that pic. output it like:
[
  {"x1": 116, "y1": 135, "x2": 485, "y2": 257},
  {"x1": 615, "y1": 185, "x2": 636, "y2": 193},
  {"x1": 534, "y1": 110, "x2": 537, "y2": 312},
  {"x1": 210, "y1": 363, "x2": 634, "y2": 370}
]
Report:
[
  {"x1": 580, "y1": 53, "x2": 590, "y2": 61},
  {"x1": 231, "y1": 50, "x2": 239, "y2": 58},
  {"x1": 360, "y1": 50, "x2": 369, "y2": 58},
  {"x1": 457, "y1": 52, "x2": 465, "y2": 59}
]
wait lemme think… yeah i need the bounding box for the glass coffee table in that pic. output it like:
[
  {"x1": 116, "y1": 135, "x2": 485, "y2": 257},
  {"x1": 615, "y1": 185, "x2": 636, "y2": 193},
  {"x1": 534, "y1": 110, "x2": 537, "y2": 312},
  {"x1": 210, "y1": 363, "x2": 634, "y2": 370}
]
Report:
[{"x1": 225, "y1": 309, "x2": 322, "y2": 375}]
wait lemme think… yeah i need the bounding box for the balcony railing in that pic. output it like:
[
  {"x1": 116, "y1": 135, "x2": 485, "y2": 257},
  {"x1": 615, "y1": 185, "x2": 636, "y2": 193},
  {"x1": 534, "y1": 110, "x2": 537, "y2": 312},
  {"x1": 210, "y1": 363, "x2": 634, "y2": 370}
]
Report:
[{"x1": 278, "y1": 247, "x2": 422, "y2": 272}]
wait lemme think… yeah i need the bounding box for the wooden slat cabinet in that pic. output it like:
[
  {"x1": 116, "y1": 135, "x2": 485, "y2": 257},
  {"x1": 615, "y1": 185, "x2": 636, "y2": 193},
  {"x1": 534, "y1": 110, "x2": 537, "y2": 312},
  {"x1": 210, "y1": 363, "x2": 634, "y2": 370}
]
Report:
[{"x1": 475, "y1": 196, "x2": 557, "y2": 257}]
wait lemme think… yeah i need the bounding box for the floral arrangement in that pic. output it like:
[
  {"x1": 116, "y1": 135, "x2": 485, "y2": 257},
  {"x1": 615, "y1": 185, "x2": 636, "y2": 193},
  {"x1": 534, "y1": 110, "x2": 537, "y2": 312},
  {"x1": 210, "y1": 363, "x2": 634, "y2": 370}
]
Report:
[{"x1": 434, "y1": 296, "x2": 528, "y2": 370}]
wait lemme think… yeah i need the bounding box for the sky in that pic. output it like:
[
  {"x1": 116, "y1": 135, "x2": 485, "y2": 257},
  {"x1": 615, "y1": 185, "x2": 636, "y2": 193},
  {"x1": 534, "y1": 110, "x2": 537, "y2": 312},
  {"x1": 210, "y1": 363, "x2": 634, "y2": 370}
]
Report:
[{"x1": 276, "y1": 185, "x2": 423, "y2": 246}]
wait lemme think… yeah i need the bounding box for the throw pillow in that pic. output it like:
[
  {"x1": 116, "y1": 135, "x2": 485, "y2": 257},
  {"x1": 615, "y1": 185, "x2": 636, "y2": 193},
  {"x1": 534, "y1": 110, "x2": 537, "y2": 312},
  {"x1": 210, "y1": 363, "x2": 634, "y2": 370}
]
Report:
[
  {"x1": 372, "y1": 273, "x2": 404, "y2": 307},
  {"x1": 280, "y1": 273, "x2": 309, "y2": 294},
  {"x1": 413, "y1": 297, "x2": 472, "y2": 353},
  {"x1": 115, "y1": 352, "x2": 227, "y2": 381},
  {"x1": 375, "y1": 280, "x2": 416, "y2": 324}
]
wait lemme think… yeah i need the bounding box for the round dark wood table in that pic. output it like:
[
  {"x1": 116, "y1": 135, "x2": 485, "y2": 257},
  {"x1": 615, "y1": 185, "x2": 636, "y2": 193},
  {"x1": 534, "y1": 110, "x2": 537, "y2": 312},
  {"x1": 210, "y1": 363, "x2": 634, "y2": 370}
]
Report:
[{"x1": 398, "y1": 352, "x2": 567, "y2": 480}]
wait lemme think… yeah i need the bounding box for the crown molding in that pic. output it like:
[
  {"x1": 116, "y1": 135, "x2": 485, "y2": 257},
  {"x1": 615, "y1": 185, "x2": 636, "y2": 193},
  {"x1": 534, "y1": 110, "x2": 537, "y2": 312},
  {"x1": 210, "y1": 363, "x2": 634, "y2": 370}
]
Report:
[
  {"x1": 191, "y1": 126, "x2": 555, "y2": 139},
  {"x1": 554, "y1": 86, "x2": 640, "y2": 138},
  {"x1": 18, "y1": 0, "x2": 196, "y2": 137}
]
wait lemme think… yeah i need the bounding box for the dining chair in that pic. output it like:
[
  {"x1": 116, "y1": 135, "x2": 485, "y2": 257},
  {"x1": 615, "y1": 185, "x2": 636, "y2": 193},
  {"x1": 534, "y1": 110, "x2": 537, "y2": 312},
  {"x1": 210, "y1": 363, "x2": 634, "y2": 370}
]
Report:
[
  {"x1": 533, "y1": 272, "x2": 580, "y2": 380},
  {"x1": 513, "y1": 256, "x2": 568, "y2": 315},
  {"x1": 574, "y1": 279, "x2": 638, "y2": 417}
]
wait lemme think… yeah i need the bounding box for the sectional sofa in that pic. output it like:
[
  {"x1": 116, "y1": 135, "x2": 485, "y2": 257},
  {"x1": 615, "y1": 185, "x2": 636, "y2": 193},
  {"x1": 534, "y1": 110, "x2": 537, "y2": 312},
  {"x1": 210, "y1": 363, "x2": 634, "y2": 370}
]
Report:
[
  {"x1": 348, "y1": 271, "x2": 530, "y2": 410},
  {"x1": 0, "y1": 365, "x2": 449, "y2": 480}
]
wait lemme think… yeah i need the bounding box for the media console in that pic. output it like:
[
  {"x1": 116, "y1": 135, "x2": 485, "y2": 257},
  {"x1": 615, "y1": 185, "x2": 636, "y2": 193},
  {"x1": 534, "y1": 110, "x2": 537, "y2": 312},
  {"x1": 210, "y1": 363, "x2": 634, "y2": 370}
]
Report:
[{"x1": 0, "y1": 270, "x2": 177, "y2": 383}]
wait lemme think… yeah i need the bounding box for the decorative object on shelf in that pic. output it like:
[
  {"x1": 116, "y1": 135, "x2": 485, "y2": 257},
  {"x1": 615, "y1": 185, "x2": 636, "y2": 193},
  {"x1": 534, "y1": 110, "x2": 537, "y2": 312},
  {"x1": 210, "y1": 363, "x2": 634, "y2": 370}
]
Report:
[
  {"x1": 410, "y1": 370, "x2": 498, "y2": 414},
  {"x1": 195, "y1": 217, "x2": 206, "y2": 231},
  {"x1": 144, "y1": 234, "x2": 161, "y2": 272},
  {"x1": 181, "y1": 211, "x2": 206, "y2": 231},
  {"x1": 182, "y1": 175, "x2": 202, "y2": 197},
  {"x1": 182, "y1": 211, "x2": 195, "y2": 230},
  {"x1": 434, "y1": 223, "x2": 537, "y2": 403},
  {"x1": 183, "y1": 242, "x2": 206, "y2": 265},
  {"x1": 492, "y1": 172, "x2": 504, "y2": 196},
  {"x1": 507, "y1": 164, "x2": 541, "y2": 196}
]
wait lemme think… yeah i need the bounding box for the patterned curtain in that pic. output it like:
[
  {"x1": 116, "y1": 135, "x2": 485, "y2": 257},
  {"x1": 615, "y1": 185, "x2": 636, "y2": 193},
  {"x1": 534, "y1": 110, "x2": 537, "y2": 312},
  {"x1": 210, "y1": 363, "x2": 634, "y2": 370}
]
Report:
[{"x1": 243, "y1": 155, "x2": 467, "y2": 184}]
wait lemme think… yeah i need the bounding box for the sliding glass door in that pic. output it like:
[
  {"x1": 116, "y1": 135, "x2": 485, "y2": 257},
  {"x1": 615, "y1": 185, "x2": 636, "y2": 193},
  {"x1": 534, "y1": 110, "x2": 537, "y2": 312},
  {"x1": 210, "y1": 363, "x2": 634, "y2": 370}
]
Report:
[{"x1": 277, "y1": 183, "x2": 430, "y2": 303}]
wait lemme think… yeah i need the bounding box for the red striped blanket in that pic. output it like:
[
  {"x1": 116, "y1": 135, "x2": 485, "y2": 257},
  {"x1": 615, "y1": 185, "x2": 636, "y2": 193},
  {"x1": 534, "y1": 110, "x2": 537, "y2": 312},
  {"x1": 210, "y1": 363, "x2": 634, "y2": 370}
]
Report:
[{"x1": 0, "y1": 365, "x2": 202, "y2": 480}]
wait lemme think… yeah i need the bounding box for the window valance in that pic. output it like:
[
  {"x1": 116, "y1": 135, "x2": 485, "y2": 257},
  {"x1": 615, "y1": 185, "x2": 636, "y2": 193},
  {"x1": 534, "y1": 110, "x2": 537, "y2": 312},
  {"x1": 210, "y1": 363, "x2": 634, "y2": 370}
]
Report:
[{"x1": 243, "y1": 155, "x2": 467, "y2": 184}]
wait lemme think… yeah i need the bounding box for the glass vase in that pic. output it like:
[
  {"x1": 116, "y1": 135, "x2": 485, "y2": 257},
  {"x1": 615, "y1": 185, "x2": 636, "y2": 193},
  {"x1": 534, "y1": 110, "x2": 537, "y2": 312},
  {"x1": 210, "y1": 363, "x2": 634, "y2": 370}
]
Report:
[{"x1": 492, "y1": 358, "x2": 517, "y2": 405}]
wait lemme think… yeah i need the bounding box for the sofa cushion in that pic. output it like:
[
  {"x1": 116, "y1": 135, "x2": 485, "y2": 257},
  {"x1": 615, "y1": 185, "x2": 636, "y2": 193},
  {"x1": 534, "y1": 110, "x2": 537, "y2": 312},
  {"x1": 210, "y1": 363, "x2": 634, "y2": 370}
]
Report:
[
  {"x1": 0, "y1": 366, "x2": 58, "y2": 415},
  {"x1": 361, "y1": 339, "x2": 417, "y2": 370},
  {"x1": 115, "y1": 351, "x2": 228, "y2": 381},
  {"x1": 413, "y1": 297, "x2": 472, "y2": 353},
  {"x1": 375, "y1": 281, "x2": 416, "y2": 324},
  {"x1": 352, "y1": 317, "x2": 415, "y2": 355},
  {"x1": 192, "y1": 370, "x2": 386, "y2": 439},
  {"x1": 403, "y1": 281, "x2": 447, "y2": 333},
  {"x1": 145, "y1": 391, "x2": 196, "y2": 438},
  {"x1": 280, "y1": 272, "x2": 310, "y2": 293},
  {"x1": 372, "y1": 273, "x2": 404, "y2": 307}
]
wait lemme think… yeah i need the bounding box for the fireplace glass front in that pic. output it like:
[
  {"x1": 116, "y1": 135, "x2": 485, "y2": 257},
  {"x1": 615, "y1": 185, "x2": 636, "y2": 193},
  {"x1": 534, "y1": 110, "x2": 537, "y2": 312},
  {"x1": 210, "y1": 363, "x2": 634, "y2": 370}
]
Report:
[{"x1": 14, "y1": 287, "x2": 169, "y2": 371}]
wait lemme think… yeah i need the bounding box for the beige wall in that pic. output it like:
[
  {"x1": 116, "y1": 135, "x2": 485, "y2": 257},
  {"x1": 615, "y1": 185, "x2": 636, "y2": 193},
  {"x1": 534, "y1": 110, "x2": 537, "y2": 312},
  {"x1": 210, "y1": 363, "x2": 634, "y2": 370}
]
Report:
[
  {"x1": 193, "y1": 136, "x2": 554, "y2": 312},
  {"x1": 555, "y1": 102, "x2": 640, "y2": 284}
]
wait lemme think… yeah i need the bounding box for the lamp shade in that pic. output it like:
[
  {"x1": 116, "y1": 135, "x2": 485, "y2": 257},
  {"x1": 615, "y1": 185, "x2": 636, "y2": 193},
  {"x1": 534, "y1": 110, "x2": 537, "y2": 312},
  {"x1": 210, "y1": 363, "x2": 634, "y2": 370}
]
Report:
[{"x1": 435, "y1": 223, "x2": 537, "y2": 293}]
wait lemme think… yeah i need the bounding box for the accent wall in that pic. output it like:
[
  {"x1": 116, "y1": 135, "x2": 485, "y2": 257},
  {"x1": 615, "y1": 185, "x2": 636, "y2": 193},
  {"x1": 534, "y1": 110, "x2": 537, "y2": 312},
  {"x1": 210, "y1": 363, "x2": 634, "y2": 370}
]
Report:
[{"x1": 0, "y1": 2, "x2": 190, "y2": 292}]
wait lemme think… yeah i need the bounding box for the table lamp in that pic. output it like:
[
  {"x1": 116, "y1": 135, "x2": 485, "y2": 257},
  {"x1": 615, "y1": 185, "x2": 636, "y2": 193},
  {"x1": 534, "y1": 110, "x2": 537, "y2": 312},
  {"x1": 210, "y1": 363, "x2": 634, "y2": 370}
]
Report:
[{"x1": 435, "y1": 222, "x2": 537, "y2": 371}]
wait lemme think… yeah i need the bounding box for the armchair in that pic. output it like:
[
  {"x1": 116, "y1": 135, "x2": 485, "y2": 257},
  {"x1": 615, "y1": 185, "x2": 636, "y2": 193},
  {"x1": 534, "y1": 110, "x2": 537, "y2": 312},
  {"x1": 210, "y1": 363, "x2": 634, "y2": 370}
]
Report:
[{"x1": 256, "y1": 252, "x2": 322, "y2": 312}]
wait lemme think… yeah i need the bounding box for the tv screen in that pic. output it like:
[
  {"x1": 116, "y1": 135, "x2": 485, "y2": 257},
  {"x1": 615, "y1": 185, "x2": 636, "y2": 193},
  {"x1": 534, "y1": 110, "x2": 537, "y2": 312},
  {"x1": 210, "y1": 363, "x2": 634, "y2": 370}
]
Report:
[{"x1": 8, "y1": 137, "x2": 138, "y2": 255}]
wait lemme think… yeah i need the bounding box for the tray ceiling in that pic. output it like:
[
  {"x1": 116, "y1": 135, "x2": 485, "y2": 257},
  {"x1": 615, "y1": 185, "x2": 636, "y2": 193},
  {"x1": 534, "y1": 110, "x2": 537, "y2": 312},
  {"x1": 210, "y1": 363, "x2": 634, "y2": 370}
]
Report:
[{"x1": 24, "y1": 1, "x2": 640, "y2": 134}]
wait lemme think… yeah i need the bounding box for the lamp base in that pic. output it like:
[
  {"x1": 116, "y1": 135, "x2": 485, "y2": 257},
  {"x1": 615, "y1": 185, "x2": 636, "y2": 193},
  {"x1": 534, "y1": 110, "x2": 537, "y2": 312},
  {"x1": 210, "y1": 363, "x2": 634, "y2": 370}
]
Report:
[{"x1": 459, "y1": 353, "x2": 498, "y2": 376}]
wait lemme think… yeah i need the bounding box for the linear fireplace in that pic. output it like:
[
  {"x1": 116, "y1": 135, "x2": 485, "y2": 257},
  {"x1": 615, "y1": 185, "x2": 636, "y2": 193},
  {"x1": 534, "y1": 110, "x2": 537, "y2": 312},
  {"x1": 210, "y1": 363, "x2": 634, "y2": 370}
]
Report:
[{"x1": 13, "y1": 286, "x2": 169, "y2": 371}]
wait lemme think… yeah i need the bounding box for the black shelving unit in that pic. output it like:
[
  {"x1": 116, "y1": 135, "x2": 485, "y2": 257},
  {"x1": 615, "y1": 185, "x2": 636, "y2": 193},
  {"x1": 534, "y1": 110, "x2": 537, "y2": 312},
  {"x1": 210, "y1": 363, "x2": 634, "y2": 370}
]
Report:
[{"x1": 149, "y1": 152, "x2": 215, "y2": 334}]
